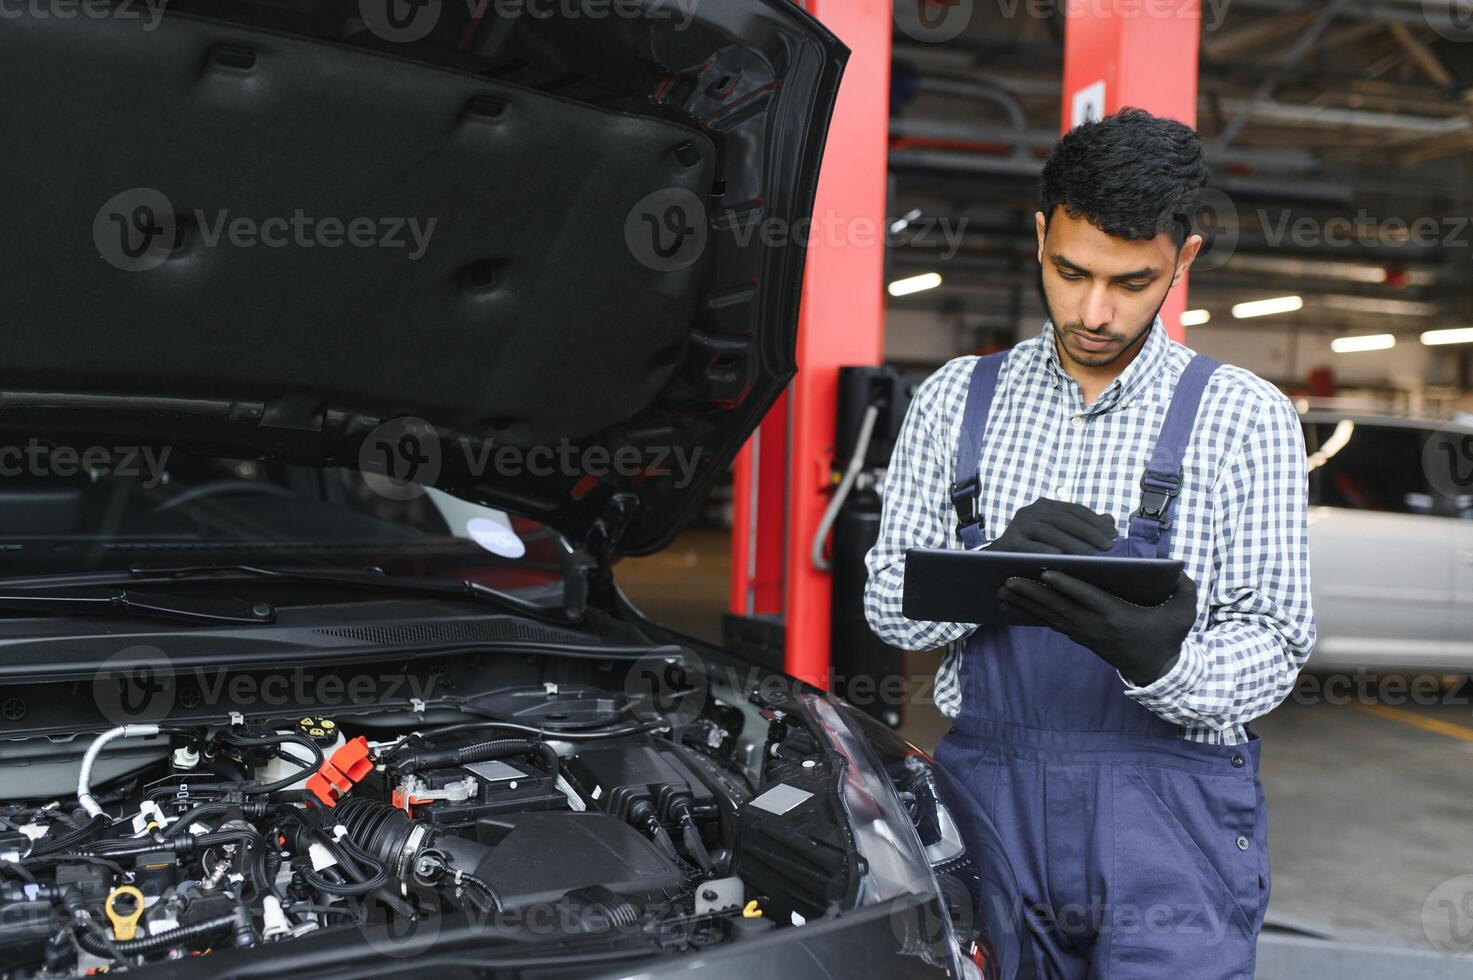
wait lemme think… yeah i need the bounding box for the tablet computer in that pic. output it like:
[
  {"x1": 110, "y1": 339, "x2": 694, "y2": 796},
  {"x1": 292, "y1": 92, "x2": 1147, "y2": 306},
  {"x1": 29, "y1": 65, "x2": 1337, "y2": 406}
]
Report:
[{"x1": 901, "y1": 548, "x2": 1184, "y2": 625}]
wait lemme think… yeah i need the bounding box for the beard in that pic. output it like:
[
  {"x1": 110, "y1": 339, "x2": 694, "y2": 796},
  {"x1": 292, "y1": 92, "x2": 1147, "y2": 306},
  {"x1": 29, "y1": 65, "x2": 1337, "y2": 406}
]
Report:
[{"x1": 1036, "y1": 267, "x2": 1169, "y2": 369}]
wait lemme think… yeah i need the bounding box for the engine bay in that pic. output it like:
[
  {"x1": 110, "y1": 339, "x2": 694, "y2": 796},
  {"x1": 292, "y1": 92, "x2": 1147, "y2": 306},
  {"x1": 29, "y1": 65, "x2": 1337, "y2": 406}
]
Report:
[{"x1": 0, "y1": 637, "x2": 972, "y2": 977}]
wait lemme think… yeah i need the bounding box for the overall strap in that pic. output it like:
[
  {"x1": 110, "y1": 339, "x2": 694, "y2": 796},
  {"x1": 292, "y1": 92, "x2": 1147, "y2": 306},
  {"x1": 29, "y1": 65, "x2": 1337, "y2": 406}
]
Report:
[
  {"x1": 951, "y1": 352, "x2": 1010, "y2": 549},
  {"x1": 1129, "y1": 353, "x2": 1222, "y2": 550}
]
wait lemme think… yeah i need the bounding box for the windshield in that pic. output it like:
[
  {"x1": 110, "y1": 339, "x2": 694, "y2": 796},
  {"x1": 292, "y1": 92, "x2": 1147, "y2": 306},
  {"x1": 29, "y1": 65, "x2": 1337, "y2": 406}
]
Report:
[{"x1": 0, "y1": 447, "x2": 568, "y2": 601}]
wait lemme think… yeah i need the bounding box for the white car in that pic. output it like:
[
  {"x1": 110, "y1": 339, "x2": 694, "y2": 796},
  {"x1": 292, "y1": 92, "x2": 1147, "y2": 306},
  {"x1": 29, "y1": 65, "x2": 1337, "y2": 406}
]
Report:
[{"x1": 1301, "y1": 410, "x2": 1473, "y2": 671}]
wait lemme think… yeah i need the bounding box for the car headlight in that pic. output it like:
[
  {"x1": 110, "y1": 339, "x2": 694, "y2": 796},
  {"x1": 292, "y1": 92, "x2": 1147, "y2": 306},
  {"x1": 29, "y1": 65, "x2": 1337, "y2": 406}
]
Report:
[{"x1": 802, "y1": 694, "x2": 996, "y2": 979}]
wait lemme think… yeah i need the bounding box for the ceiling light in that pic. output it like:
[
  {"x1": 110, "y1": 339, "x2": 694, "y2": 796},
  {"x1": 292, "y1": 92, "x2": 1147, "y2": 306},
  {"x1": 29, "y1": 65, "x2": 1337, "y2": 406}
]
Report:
[
  {"x1": 1421, "y1": 327, "x2": 1473, "y2": 346},
  {"x1": 1321, "y1": 296, "x2": 1439, "y2": 317},
  {"x1": 1330, "y1": 333, "x2": 1396, "y2": 354},
  {"x1": 888, "y1": 273, "x2": 943, "y2": 298},
  {"x1": 1180, "y1": 309, "x2": 1211, "y2": 327},
  {"x1": 1232, "y1": 296, "x2": 1303, "y2": 319}
]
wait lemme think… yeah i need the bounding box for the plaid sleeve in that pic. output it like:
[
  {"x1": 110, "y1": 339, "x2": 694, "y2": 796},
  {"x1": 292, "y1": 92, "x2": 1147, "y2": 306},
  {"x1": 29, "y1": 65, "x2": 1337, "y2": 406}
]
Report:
[
  {"x1": 863, "y1": 359, "x2": 980, "y2": 652},
  {"x1": 1123, "y1": 391, "x2": 1317, "y2": 731}
]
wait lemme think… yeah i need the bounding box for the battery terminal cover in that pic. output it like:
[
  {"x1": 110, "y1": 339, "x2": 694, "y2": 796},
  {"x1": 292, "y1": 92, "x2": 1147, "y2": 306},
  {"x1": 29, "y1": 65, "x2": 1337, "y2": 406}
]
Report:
[{"x1": 392, "y1": 774, "x2": 480, "y2": 815}]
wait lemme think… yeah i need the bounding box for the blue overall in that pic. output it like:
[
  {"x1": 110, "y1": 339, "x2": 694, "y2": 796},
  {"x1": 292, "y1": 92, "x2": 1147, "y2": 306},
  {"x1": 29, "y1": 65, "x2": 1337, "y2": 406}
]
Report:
[{"x1": 933, "y1": 352, "x2": 1270, "y2": 979}]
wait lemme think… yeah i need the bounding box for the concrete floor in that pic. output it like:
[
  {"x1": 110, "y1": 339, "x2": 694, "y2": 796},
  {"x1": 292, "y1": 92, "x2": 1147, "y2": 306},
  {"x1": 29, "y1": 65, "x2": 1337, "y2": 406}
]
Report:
[{"x1": 617, "y1": 528, "x2": 1473, "y2": 954}]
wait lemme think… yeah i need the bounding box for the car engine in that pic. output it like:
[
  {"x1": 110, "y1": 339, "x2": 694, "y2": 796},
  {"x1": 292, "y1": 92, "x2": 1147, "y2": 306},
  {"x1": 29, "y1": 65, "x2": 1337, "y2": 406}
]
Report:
[{"x1": 0, "y1": 651, "x2": 976, "y2": 977}]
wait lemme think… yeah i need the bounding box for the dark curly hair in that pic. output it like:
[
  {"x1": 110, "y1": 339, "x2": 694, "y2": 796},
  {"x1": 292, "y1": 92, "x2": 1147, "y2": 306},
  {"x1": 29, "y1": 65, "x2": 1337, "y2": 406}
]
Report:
[{"x1": 1039, "y1": 107, "x2": 1209, "y2": 249}]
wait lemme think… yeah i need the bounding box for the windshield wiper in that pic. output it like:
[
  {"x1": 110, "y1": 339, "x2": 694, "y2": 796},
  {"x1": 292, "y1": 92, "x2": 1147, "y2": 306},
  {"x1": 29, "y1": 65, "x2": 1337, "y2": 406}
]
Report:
[
  {"x1": 122, "y1": 564, "x2": 569, "y2": 622},
  {"x1": 0, "y1": 590, "x2": 275, "y2": 626},
  {"x1": 0, "y1": 565, "x2": 566, "y2": 624}
]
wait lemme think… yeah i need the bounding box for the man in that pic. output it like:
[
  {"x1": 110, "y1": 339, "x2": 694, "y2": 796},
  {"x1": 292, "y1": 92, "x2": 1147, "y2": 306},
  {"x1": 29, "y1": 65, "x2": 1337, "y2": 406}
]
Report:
[{"x1": 863, "y1": 108, "x2": 1315, "y2": 978}]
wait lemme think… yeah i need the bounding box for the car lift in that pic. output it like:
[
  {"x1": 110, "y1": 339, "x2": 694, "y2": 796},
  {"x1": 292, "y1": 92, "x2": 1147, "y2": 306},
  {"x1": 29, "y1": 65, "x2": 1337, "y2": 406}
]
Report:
[{"x1": 727, "y1": 0, "x2": 1200, "y2": 703}]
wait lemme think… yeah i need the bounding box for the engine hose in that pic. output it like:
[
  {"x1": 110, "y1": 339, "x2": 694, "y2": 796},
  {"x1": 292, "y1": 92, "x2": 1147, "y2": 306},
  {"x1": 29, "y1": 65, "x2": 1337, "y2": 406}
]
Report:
[
  {"x1": 456, "y1": 871, "x2": 505, "y2": 915},
  {"x1": 78, "y1": 726, "x2": 162, "y2": 818},
  {"x1": 328, "y1": 799, "x2": 502, "y2": 914},
  {"x1": 29, "y1": 816, "x2": 106, "y2": 856},
  {"x1": 390, "y1": 738, "x2": 559, "y2": 781},
  {"x1": 162, "y1": 802, "x2": 271, "y2": 838},
  {"x1": 74, "y1": 909, "x2": 245, "y2": 958}
]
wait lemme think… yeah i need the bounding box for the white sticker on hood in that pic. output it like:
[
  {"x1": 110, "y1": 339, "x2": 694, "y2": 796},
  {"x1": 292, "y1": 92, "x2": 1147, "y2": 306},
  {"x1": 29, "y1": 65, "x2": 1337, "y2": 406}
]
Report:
[
  {"x1": 467, "y1": 517, "x2": 526, "y2": 559},
  {"x1": 748, "y1": 783, "x2": 813, "y2": 816}
]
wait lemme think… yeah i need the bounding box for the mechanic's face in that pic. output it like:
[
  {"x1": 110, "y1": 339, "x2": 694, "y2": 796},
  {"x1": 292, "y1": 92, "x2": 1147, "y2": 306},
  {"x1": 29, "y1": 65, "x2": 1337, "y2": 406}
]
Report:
[{"x1": 1035, "y1": 207, "x2": 1202, "y2": 369}]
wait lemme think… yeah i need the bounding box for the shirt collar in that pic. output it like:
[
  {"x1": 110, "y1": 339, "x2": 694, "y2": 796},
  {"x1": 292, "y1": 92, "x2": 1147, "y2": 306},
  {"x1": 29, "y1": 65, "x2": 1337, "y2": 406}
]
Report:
[{"x1": 1036, "y1": 316, "x2": 1170, "y2": 412}]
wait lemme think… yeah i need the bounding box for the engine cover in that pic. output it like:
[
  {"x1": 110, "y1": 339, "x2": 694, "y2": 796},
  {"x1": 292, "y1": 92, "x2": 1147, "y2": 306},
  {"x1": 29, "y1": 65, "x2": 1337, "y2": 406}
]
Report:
[{"x1": 467, "y1": 811, "x2": 686, "y2": 909}]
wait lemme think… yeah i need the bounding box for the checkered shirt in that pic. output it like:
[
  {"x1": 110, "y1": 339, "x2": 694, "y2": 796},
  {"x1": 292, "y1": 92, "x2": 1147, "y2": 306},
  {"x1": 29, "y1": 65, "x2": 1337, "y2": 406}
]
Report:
[{"x1": 862, "y1": 318, "x2": 1317, "y2": 744}]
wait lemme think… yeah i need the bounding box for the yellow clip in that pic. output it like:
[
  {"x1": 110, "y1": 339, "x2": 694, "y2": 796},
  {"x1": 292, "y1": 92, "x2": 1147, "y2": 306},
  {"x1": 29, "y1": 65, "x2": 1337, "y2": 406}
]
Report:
[
  {"x1": 105, "y1": 886, "x2": 145, "y2": 941},
  {"x1": 741, "y1": 899, "x2": 763, "y2": 919}
]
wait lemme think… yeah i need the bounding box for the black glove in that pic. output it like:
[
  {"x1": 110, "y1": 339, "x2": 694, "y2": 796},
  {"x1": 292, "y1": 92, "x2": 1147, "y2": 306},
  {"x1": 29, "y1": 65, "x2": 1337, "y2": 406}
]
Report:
[
  {"x1": 996, "y1": 570, "x2": 1198, "y2": 686},
  {"x1": 986, "y1": 498, "x2": 1118, "y2": 556}
]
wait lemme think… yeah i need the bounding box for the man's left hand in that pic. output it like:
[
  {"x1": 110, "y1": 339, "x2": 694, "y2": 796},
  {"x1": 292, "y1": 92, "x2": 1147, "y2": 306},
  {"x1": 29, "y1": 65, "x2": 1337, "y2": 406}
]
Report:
[{"x1": 996, "y1": 571, "x2": 1198, "y2": 686}]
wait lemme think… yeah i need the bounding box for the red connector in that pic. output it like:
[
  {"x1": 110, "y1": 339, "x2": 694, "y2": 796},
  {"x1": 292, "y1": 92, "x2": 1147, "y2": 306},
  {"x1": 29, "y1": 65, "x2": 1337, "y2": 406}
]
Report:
[{"x1": 305, "y1": 736, "x2": 375, "y2": 807}]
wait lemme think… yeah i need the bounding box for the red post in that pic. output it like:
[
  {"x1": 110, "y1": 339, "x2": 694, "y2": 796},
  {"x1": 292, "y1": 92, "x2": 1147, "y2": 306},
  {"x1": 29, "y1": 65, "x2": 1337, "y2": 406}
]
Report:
[
  {"x1": 729, "y1": 0, "x2": 891, "y2": 687},
  {"x1": 1061, "y1": 0, "x2": 1201, "y2": 341}
]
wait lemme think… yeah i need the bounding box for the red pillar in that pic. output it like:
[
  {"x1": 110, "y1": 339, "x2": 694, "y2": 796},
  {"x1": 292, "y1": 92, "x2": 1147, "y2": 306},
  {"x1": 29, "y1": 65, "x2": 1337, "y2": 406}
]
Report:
[
  {"x1": 729, "y1": 0, "x2": 891, "y2": 687},
  {"x1": 1061, "y1": 0, "x2": 1201, "y2": 341}
]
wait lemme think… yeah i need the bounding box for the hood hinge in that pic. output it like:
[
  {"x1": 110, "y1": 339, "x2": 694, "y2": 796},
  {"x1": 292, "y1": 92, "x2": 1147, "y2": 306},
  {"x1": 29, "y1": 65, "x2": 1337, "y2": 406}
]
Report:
[{"x1": 564, "y1": 493, "x2": 639, "y2": 620}]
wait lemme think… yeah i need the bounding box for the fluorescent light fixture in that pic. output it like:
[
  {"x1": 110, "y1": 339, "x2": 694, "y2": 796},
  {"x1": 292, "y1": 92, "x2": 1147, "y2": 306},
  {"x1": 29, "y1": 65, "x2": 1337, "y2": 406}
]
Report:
[
  {"x1": 1330, "y1": 333, "x2": 1396, "y2": 354},
  {"x1": 1232, "y1": 295, "x2": 1303, "y2": 319},
  {"x1": 1180, "y1": 309, "x2": 1211, "y2": 327},
  {"x1": 889, "y1": 208, "x2": 923, "y2": 235},
  {"x1": 1321, "y1": 295, "x2": 1438, "y2": 317},
  {"x1": 1421, "y1": 327, "x2": 1473, "y2": 347},
  {"x1": 888, "y1": 272, "x2": 943, "y2": 297}
]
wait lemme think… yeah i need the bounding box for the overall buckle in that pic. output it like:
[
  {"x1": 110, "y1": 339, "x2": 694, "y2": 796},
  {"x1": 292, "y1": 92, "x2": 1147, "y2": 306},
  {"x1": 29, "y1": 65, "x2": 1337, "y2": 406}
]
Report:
[
  {"x1": 1135, "y1": 472, "x2": 1181, "y2": 528},
  {"x1": 950, "y1": 477, "x2": 982, "y2": 537}
]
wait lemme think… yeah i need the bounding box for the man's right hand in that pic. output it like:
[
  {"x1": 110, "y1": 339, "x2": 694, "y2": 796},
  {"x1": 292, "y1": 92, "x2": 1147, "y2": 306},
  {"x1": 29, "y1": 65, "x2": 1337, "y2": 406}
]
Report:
[{"x1": 984, "y1": 498, "x2": 1117, "y2": 555}]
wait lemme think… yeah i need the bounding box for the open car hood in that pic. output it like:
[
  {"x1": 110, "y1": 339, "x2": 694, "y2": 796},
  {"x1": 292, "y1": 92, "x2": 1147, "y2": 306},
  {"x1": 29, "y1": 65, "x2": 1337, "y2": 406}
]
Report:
[{"x1": 0, "y1": 0, "x2": 847, "y2": 556}]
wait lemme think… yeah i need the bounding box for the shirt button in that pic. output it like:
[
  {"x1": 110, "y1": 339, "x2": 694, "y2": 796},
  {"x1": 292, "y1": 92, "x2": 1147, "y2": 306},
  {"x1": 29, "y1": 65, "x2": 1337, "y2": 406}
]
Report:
[
  {"x1": 1071, "y1": 416, "x2": 1085, "y2": 428},
  {"x1": 1236, "y1": 835, "x2": 1251, "y2": 852},
  {"x1": 1231, "y1": 753, "x2": 1245, "y2": 768}
]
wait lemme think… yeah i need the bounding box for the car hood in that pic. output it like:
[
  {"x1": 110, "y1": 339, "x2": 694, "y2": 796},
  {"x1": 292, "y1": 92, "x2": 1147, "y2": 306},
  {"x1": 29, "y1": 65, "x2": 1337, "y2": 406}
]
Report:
[{"x1": 0, "y1": 0, "x2": 846, "y2": 557}]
